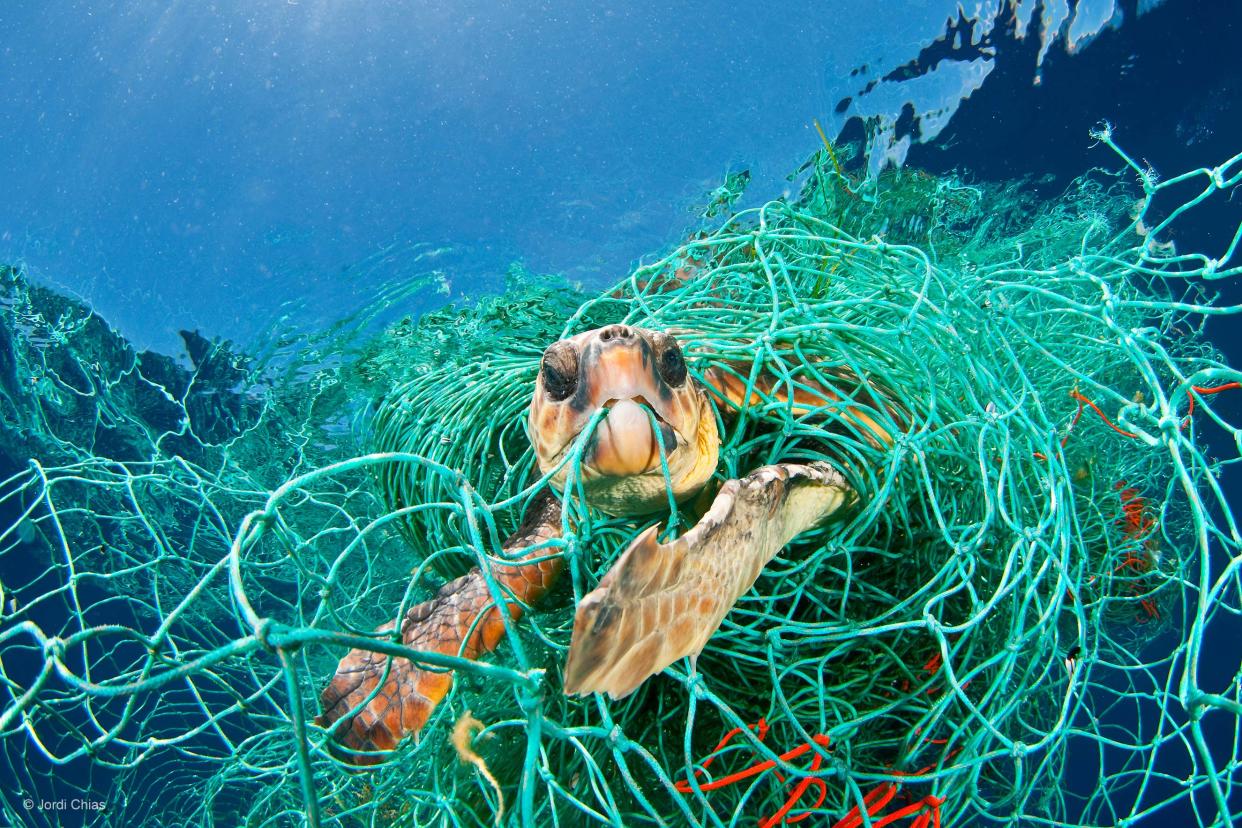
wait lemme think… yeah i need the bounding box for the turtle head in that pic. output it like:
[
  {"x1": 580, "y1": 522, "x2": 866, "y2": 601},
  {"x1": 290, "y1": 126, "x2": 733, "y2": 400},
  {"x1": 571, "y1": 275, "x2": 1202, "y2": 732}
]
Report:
[{"x1": 528, "y1": 325, "x2": 719, "y2": 516}]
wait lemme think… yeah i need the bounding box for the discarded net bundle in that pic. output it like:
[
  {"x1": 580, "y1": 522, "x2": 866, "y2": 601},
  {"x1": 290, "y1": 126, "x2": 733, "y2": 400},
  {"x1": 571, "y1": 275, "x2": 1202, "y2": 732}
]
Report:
[{"x1": 0, "y1": 133, "x2": 1239, "y2": 828}]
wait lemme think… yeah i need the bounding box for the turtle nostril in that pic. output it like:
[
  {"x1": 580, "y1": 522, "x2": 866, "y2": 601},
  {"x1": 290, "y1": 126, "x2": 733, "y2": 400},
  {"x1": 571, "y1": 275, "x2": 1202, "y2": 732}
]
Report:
[{"x1": 600, "y1": 325, "x2": 633, "y2": 342}]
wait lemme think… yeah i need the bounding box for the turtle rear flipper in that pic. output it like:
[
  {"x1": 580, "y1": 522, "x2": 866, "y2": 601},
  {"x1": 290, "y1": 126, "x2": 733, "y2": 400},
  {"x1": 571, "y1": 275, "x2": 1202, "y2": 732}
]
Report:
[
  {"x1": 562, "y1": 462, "x2": 854, "y2": 699},
  {"x1": 318, "y1": 492, "x2": 562, "y2": 763}
]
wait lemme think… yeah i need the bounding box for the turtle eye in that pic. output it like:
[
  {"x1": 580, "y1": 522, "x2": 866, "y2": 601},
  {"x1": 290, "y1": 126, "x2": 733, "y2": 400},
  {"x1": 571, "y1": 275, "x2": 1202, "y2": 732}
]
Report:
[
  {"x1": 657, "y1": 339, "x2": 687, "y2": 387},
  {"x1": 541, "y1": 342, "x2": 579, "y2": 402}
]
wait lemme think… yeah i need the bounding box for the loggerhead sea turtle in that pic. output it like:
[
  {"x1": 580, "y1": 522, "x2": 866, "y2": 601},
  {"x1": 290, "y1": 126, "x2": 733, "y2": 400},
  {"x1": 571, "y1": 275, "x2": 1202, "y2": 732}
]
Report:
[{"x1": 318, "y1": 323, "x2": 902, "y2": 761}]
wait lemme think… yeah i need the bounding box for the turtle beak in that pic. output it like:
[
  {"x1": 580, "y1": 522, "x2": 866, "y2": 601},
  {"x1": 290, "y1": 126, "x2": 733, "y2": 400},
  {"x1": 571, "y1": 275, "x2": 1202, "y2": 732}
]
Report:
[{"x1": 586, "y1": 398, "x2": 678, "y2": 477}]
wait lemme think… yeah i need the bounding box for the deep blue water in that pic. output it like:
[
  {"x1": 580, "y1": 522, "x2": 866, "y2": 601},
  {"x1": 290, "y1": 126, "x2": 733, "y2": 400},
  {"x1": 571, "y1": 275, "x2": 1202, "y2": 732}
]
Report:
[
  {"x1": 2, "y1": 1, "x2": 1241, "y2": 826},
  {"x1": 9, "y1": 1, "x2": 1230, "y2": 356}
]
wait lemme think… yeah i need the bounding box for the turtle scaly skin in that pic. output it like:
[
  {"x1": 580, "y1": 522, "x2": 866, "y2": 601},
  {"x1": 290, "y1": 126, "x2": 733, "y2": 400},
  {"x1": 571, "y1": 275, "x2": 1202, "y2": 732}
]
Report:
[
  {"x1": 320, "y1": 325, "x2": 890, "y2": 760},
  {"x1": 316, "y1": 492, "x2": 562, "y2": 762}
]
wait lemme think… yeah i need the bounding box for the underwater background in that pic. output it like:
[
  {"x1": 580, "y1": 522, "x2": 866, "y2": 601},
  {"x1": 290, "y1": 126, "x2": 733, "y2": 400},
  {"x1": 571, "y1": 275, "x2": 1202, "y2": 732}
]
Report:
[{"x1": 2, "y1": 1, "x2": 1241, "y2": 826}]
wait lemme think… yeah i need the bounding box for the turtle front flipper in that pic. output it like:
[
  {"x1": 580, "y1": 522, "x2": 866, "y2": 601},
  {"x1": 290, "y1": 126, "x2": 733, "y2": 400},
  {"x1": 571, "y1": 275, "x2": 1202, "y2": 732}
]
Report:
[
  {"x1": 318, "y1": 492, "x2": 562, "y2": 763},
  {"x1": 562, "y1": 462, "x2": 854, "y2": 699}
]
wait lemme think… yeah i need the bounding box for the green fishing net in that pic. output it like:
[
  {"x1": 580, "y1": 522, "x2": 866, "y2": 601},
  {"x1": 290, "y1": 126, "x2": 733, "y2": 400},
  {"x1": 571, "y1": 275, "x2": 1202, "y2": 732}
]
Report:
[{"x1": 1, "y1": 130, "x2": 1240, "y2": 827}]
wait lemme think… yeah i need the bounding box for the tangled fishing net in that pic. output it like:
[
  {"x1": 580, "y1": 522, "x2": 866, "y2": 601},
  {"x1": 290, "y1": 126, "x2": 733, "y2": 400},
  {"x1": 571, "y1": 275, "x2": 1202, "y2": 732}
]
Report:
[{"x1": 1, "y1": 130, "x2": 1240, "y2": 827}]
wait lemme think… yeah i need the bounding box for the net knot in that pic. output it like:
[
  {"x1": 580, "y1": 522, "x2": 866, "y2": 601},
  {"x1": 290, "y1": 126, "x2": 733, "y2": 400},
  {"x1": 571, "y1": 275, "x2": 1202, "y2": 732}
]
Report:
[
  {"x1": 608, "y1": 725, "x2": 627, "y2": 748},
  {"x1": 43, "y1": 635, "x2": 65, "y2": 662},
  {"x1": 766, "y1": 627, "x2": 785, "y2": 651},
  {"x1": 254, "y1": 617, "x2": 278, "y2": 653},
  {"x1": 1184, "y1": 693, "x2": 1208, "y2": 721},
  {"x1": 517, "y1": 675, "x2": 544, "y2": 713}
]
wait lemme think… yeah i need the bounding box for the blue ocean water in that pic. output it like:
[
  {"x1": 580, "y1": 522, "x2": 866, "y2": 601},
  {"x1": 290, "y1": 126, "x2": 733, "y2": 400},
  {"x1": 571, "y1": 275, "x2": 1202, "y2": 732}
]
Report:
[
  {"x1": 1, "y1": 1, "x2": 1240, "y2": 826},
  {"x1": 9, "y1": 1, "x2": 1228, "y2": 356}
]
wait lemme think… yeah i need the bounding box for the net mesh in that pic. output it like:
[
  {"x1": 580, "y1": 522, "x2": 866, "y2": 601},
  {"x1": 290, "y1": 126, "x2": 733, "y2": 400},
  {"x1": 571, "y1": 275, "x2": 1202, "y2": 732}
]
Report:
[{"x1": 1, "y1": 131, "x2": 1240, "y2": 827}]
